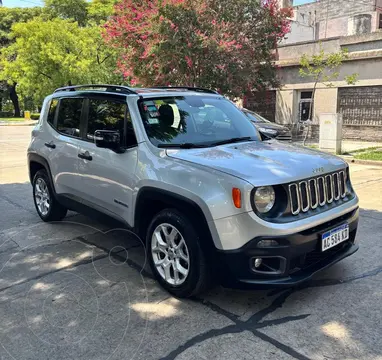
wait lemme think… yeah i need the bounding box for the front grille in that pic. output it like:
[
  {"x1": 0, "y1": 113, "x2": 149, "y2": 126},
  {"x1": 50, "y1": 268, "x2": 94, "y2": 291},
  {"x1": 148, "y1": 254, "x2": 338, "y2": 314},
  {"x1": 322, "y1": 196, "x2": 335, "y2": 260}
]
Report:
[
  {"x1": 288, "y1": 171, "x2": 347, "y2": 215},
  {"x1": 276, "y1": 133, "x2": 292, "y2": 141}
]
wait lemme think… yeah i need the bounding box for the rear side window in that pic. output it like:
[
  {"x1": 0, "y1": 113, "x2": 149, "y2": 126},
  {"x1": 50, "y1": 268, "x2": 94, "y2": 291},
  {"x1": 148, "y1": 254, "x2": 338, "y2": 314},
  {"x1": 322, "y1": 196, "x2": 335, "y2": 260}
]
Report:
[
  {"x1": 57, "y1": 98, "x2": 83, "y2": 138},
  {"x1": 47, "y1": 99, "x2": 58, "y2": 126},
  {"x1": 86, "y1": 98, "x2": 137, "y2": 146}
]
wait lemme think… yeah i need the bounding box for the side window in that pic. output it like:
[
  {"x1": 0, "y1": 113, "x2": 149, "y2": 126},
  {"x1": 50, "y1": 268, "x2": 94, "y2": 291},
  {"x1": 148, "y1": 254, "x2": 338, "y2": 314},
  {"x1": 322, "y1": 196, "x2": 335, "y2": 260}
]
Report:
[
  {"x1": 57, "y1": 98, "x2": 83, "y2": 138},
  {"x1": 47, "y1": 99, "x2": 58, "y2": 126},
  {"x1": 86, "y1": 98, "x2": 137, "y2": 147}
]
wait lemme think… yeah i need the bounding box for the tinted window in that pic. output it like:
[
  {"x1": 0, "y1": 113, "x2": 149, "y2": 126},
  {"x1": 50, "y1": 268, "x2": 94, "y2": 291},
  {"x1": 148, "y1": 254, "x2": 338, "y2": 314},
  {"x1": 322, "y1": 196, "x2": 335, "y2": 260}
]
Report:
[
  {"x1": 86, "y1": 99, "x2": 127, "y2": 144},
  {"x1": 57, "y1": 98, "x2": 83, "y2": 138},
  {"x1": 139, "y1": 96, "x2": 259, "y2": 147},
  {"x1": 244, "y1": 110, "x2": 270, "y2": 124},
  {"x1": 47, "y1": 99, "x2": 58, "y2": 126}
]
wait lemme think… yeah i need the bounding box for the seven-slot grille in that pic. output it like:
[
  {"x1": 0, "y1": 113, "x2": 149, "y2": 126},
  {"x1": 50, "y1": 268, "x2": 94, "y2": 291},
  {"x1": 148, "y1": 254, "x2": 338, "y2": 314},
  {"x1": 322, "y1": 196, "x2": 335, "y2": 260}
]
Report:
[{"x1": 288, "y1": 171, "x2": 347, "y2": 215}]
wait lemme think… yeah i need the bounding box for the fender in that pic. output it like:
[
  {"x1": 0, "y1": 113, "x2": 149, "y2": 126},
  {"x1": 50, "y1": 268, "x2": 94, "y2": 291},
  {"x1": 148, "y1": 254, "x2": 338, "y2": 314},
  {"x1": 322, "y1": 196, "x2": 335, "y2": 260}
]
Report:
[
  {"x1": 27, "y1": 153, "x2": 56, "y2": 193},
  {"x1": 134, "y1": 186, "x2": 220, "y2": 250}
]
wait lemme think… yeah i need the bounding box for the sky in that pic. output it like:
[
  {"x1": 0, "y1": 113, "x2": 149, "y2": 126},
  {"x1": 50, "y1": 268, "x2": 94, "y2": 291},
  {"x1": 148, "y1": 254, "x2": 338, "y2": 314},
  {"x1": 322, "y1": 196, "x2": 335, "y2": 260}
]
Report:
[
  {"x1": 3, "y1": 0, "x2": 313, "y2": 6},
  {"x1": 2, "y1": 0, "x2": 44, "y2": 7},
  {"x1": 293, "y1": 0, "x2": 314, "y2": 5}
]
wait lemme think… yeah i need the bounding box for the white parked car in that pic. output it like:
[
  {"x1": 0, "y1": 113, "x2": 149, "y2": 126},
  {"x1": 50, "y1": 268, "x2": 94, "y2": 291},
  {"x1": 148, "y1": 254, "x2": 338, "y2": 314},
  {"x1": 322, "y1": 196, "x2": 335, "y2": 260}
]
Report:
[{"x1": 28, "y1": 85, "x2": 359, "y2": 297}]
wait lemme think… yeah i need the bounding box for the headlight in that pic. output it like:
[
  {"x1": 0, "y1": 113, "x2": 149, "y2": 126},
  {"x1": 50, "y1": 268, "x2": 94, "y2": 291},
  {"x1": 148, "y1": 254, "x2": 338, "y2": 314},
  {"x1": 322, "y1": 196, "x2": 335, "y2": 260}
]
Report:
[
  {"x1": 258, "y1": 127, "x2": 277, "y2": 135},
  {"x1": 254, "y1": 186, "x2": 275, "y2": 213}
]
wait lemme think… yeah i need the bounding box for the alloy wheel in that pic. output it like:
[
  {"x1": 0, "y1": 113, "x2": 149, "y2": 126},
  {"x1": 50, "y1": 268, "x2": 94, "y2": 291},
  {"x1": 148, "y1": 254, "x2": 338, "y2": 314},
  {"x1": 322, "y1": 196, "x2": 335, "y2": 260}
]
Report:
[
  {"x1": 34, "y1": 177, "x2": 50, "y2": 216},
  {"x1": 151, "y1": 223, "x2": 190, "y2": 286}
]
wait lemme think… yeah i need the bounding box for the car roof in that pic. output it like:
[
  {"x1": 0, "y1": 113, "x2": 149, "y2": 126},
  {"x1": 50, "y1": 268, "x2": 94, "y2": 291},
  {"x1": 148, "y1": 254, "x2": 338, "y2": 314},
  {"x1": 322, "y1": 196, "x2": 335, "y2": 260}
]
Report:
[{"x1": 51, "y1": 85, "x2": 221, "y2": 99}]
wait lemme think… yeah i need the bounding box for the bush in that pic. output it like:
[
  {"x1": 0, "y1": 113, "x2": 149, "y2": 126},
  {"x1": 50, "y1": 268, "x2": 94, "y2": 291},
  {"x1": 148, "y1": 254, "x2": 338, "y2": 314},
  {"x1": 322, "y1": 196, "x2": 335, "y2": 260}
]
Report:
[
  {"x1": 0, "y1": 111, "x2": 14, "y2": 118},
  {"x1": 30, "y1": 113, "x2": 40, "y2": 120}
]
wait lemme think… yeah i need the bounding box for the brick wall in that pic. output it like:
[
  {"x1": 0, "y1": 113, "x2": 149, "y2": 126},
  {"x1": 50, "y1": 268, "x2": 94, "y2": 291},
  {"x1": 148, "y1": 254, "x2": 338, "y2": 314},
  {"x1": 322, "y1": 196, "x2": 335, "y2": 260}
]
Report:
[{"x1": 307, "y1": 124, "x2": 382, "y2": 141}]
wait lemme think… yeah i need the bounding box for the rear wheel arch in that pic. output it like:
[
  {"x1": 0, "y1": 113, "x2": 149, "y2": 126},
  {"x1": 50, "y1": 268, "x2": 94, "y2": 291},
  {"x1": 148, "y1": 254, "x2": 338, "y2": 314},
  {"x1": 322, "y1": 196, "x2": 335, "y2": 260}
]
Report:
[
  {"x1": 134, "y1": 187, "x2": 216, "y2": 252},
  {"x1": 28, "y1": 154, "x2": 56, "y2": 194}
]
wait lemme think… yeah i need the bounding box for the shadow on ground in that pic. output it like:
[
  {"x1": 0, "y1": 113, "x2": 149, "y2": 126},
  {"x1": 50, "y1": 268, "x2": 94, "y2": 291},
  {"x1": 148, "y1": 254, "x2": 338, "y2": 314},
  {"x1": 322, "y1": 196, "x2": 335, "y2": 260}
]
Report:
[{"x1": 0, "y1": 181, "x2": 381, "y2": 360}]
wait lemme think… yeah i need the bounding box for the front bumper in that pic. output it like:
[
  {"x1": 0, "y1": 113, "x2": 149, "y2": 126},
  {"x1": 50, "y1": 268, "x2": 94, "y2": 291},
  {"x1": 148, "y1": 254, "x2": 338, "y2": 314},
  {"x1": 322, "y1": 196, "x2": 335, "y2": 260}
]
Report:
[{"x1": 217, "y1": 208, "x2": 359, "y2": 288}]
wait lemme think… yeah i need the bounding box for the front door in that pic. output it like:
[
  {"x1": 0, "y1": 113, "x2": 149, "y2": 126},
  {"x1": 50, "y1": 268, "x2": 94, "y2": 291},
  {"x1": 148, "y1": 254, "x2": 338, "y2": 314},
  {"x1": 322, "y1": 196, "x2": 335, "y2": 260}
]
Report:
[{"x1": 77, "y1": 95, "x2": 138, "y2": 224}]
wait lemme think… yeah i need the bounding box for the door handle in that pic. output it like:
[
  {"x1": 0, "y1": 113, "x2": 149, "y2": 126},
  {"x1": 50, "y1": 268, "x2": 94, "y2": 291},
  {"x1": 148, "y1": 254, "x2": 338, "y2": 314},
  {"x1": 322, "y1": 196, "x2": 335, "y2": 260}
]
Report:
[
  {"x1": 44, "y1": 141, "x2": 56, "y2": 149},
  {"x1": 78, "y1": 151, "x2": 92, "y2": 161}
]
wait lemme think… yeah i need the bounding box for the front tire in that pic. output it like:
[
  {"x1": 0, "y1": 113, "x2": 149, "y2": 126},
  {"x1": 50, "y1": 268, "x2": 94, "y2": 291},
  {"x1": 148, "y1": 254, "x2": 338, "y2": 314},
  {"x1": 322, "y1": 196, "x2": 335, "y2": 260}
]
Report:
[
  {"x1": 33, "y1": 169, "x2": 67, "y2": 222},
  {"x1": 147, "y1": 209, "x2": 212, "y2": 298}
]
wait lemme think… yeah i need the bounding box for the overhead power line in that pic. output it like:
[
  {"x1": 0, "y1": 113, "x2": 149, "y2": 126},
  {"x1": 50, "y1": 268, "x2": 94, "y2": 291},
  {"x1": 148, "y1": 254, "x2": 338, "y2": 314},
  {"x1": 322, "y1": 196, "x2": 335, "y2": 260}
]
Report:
[{"x1": 18, "y1": 0, "x2": 43, "y2": 6}]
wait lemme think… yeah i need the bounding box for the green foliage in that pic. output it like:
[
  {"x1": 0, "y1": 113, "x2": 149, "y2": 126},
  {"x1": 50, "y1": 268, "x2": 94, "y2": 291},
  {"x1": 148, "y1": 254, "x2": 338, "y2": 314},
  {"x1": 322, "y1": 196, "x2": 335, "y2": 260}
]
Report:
[
  {"x1": 299, "y1": 47, "x2": 358, "y2": 87},
  {"x1": 44, "y1": 0, "x2": 88, "y2": 26},
  {"x1": 30, "y1": 113, "x2": 40, "y2": 120},
  {"x1": 88, "y1": 0, "x2": 117, "y2": 24},
  {"x1": 0, "y1": 7, "x2": 42, "y2": 46},
  {"x1": 0, "y1": 18, "x2": 121, "y2": 103}
]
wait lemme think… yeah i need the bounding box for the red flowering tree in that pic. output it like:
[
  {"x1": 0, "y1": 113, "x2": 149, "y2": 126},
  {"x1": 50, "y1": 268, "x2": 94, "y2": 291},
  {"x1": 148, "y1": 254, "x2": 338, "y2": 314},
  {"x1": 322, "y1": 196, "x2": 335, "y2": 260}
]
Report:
[{"x1": 104, "y1": 0, "x2": 292, "y2": 97}]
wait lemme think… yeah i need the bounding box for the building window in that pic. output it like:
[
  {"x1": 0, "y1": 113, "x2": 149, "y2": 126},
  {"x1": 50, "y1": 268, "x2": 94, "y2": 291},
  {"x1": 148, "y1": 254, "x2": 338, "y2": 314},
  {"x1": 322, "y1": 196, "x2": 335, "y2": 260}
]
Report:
[
  {"x1": 379, "y1": 13, "x2": 382, "y2": 29},
  {"x1": 299, "y1": 91, "x2": 313, "y2": 122}
]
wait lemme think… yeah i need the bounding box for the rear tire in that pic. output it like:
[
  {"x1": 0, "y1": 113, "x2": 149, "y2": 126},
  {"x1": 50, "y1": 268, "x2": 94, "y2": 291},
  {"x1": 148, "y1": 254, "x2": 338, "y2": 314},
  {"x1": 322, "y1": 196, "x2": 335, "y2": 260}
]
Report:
[
  {"x1": 147, "y1": 209, "x2": 212, "y2": 298},
  {"x1": 33, "y1": 169, "x2": 67, "y2": 222}
]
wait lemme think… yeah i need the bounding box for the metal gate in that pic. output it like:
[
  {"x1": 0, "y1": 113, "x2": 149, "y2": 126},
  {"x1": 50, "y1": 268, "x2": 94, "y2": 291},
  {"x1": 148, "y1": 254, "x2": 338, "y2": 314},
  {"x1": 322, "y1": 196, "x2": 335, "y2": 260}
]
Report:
[{"x1": 338, "y1": 86, "x2": 382, "y2": 126}]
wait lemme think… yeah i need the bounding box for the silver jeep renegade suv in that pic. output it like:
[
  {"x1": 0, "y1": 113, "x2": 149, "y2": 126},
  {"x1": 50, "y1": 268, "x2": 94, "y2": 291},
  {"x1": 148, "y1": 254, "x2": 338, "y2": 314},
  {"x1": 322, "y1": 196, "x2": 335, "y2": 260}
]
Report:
[{"x1": 28, "y1": 85, "x2": 359, "y2": 298}]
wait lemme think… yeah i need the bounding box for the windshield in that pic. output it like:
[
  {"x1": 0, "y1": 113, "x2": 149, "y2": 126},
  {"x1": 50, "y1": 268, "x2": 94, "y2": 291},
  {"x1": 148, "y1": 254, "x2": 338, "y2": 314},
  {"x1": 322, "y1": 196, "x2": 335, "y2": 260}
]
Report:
[
  {"x1": 243, "y1": 110, "x2": 271, "y2": 124},
  {"x1": 139, "y1": 96, "x2": 259, "y2": 147}
]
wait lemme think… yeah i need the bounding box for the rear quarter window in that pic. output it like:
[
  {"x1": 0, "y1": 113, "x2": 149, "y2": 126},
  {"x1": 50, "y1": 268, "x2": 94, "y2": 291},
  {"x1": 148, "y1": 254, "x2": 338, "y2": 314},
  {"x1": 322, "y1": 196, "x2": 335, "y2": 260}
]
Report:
[
  {"x1": 56, "y1": 98, "x2": 83, "y2": 138},
  {"x1": 47, "y1": 99, "x2": 58, "y2": 126}
]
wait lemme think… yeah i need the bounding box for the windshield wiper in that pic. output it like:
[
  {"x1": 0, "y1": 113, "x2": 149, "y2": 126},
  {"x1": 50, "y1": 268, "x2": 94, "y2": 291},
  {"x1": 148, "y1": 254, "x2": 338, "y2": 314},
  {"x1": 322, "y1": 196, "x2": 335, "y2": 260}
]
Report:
[
  {"x1": 210, "y1": 137, "x2": 253, "y2": 147},
  {"x1": 157, "y1": 143, "x2": 208, "y2": 149}
]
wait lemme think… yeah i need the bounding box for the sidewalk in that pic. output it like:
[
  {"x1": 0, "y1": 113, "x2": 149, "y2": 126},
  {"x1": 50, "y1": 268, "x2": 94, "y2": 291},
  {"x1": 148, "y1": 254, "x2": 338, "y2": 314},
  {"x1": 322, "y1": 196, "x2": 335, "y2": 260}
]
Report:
[{"x1": 297, "y1": 140, "x2": 382, "y2": 153}]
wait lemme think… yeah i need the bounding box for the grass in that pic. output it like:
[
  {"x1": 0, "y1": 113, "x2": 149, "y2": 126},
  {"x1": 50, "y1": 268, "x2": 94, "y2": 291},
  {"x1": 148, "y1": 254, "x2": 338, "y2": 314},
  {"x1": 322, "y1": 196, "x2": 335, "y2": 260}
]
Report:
[
  {"x1": 353, "y1": 149, "x2": 382, "y2": 161},
  {"x1": 349, "y1": 146, "x2": 382, "y2": 154},
  {"x1": 0, "y1": 117, "x2": 27, "y2": 122}
]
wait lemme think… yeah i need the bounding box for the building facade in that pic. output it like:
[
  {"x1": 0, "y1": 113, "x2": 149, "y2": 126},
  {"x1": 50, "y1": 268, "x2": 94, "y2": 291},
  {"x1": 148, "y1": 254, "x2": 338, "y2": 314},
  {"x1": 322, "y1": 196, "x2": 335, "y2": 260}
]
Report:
[{"x1": 273, "y1": 0, "x2": 382, "y2": 141}]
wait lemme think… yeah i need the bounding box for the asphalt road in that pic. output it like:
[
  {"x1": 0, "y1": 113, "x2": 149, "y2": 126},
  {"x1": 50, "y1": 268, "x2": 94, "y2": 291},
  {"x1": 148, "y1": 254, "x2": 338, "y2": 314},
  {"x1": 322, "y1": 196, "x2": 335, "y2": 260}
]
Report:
[{"x1": 0, "y1": 126, "x2": 381, "y2": 360}]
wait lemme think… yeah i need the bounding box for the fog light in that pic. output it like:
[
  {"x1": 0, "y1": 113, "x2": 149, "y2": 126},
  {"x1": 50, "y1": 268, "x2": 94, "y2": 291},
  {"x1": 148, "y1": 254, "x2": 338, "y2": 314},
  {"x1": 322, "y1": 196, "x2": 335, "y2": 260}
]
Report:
[
  {"x1": 254, "y1": 258, "x2": 262, "y2": 268},
  {"x1": 257, "y1": 239, "x2": 279, "y2": 248}
]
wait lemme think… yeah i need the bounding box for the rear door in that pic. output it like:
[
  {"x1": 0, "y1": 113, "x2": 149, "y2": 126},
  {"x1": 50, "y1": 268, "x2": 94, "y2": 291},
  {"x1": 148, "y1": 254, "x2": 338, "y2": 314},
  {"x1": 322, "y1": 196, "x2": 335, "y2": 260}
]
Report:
[
  {"x1": 45, "y1": 97, "x2": 84, "y2": 197},
  {"x1": 77, "y1": 95, "x2": 138, "y2": 222}
]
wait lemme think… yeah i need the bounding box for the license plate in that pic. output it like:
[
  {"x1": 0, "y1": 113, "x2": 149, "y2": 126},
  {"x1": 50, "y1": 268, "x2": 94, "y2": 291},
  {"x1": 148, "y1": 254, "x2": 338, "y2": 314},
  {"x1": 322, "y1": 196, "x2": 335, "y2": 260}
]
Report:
[{"x1": 322, "y1": 224, "x2": 349, "y2": 252}]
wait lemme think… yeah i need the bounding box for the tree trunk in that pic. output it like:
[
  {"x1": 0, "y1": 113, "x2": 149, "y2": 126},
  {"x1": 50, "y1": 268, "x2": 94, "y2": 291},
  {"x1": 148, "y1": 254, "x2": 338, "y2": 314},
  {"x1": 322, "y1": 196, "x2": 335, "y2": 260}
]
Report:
[{"x1": 8, "y1": 82, "x2": 21, "y2": 118}]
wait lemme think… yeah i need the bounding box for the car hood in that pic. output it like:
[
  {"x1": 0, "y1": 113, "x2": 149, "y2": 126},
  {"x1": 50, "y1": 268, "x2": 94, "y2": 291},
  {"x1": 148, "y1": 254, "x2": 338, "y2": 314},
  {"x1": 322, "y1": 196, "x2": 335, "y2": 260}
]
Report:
[
  {"x1": 254, "y1": 122, "x2": 288, "y2": 132},
  {"x1": 166, "y1": 141, "x2": 347, "y2": 186}
]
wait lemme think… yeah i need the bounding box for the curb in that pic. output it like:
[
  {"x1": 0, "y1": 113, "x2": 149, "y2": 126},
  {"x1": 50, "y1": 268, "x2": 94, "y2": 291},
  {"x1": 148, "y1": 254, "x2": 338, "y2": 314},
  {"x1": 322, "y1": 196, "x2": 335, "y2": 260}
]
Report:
[{"x1": 0, "y1": 121, "x2": 38, "y2": 126}]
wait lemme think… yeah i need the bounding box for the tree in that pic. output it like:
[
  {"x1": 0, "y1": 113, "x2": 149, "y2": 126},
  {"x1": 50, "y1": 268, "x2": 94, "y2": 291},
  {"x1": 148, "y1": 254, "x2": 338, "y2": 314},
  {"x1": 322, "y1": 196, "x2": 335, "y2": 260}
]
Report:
[
  {"x1": 44, "y1": 0, "x2": 89, "y2": 26},
  {"x1": 0, "y1": 7, "x2": 42, "y2": 46},
  {"x1": 0, "y1": 7, "x2": 42, "y2": 116},
  {"x1": 299, "y1": 47, "x2": 358, "y2": 144},
  {"x1": 88, "y1": 0, "x2": 118, "y2": 24},
  {"x1": 104, "y1": 0, "x2": 292, "y2": 97},
  {"x1": 0, "y1": 18, "x2": 121, "y2": 105}
]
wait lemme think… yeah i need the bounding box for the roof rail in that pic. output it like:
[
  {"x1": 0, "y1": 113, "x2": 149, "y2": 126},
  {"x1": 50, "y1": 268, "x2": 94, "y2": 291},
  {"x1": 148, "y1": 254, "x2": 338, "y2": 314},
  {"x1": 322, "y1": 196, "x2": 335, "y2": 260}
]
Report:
[
  {"x1": 150, "y1": 86, "x2": 219, "y2": 94},
  {"x1": 53, "y1": 84, "x2": 137, "y2": 95}
]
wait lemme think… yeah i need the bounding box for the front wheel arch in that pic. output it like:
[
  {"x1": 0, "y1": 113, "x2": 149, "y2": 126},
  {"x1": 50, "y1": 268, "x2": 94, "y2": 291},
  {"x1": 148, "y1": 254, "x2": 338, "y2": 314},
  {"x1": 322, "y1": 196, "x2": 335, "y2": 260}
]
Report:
[{"x1": 134, "y1": 187, "x2": 217, "y2": 253}]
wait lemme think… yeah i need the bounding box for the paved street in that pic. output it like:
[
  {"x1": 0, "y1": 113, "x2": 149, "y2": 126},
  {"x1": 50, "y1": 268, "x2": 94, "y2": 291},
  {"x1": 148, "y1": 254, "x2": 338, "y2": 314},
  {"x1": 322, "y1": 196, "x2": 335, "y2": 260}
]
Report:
[{"x1": 0, "y1": 126, "x2": 381, "y2": 360}]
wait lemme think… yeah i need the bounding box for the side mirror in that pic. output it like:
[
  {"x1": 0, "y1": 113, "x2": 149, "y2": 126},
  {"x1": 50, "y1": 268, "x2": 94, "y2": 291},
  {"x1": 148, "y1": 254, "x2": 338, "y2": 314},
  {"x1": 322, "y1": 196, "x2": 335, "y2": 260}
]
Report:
[{"x1": 94, "y1": 130, "x2": 124, "y2": 152}]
